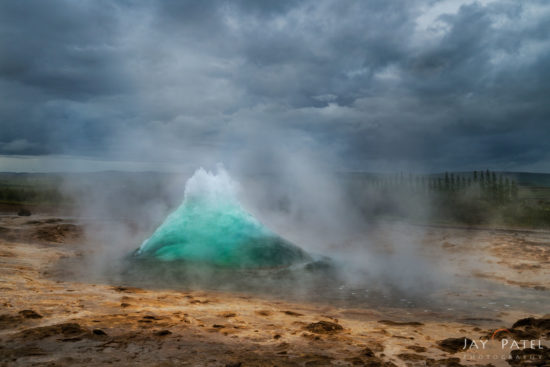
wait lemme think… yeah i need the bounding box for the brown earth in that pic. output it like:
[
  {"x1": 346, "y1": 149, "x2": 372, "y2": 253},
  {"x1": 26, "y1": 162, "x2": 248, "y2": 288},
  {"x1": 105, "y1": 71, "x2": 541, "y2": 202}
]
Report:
[{"x1": 0, "y1": 215, "x2": 548, "y2": 366}]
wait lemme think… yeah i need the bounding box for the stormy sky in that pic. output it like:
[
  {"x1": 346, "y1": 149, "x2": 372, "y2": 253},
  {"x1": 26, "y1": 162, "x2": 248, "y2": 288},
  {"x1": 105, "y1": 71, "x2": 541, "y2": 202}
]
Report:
[{"x1": 1, "y1": 0, "x2": 549, "y2": 172}]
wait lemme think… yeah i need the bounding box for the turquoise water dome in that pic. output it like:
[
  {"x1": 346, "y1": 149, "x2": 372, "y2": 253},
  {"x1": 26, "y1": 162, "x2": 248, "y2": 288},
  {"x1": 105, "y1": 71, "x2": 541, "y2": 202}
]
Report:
[{"x1": 136, "y1": 167, "x2": 310, "y2": 268}]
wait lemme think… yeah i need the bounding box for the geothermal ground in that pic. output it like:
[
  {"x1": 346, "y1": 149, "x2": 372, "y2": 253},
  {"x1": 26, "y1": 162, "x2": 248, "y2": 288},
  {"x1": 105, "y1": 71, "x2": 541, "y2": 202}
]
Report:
[{"x1": 0, "y1": 213, "x2": 549, "y2": 366}]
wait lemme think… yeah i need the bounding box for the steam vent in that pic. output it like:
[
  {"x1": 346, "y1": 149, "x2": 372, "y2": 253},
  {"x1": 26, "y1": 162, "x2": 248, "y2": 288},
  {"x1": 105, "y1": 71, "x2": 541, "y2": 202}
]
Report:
[{"x1": 136, "y1": 167, "x2": 310, "y2": 268}]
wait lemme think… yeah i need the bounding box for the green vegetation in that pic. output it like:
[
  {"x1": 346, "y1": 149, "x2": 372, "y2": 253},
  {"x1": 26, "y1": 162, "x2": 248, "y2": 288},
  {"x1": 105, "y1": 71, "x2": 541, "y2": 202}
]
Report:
[
  {"x1": 0, "y1": 174, "x2": 66, "y2": 205},
  {"x1": 355, "y1": 170, "x2": 550, "y2": 228}
]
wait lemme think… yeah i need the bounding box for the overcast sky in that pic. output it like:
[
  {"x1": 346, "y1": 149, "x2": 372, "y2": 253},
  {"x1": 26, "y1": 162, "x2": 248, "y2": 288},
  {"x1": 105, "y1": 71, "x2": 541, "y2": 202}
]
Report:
[{"x1": 1, "y1": 0, "x2": 549, "y2": 172}]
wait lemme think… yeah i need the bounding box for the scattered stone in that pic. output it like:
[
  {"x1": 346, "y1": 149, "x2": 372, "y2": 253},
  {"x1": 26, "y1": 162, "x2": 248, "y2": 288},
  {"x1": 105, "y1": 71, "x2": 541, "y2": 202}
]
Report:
[
  {"x1": 304, "y1": 321, "x2": 343, "y2": 334},
  {"x1": 17, "y1": 208, "x2": 31, "y2": 216},
  {"x1": 142, "y1": 315, "x2": 161, "y2": 320},
  {"x1": 349, "y1": 347, "x2": 397, "y2": 367},
  {"x1": 155, "y1": 330, "x2": 172, "y2": 336},
  {"x1": 507, "y1": 345, "x2": 549, "y2": 367},
  {"x1": 437, "y1": 337, "x2": 472, "y2": 353},
  {"x1": 282, "y1": 310, "x2": 303, "y2": 317},
  {"x1": 378, "y1": 320, "x2": 424, "y2": 327},
  {"x1": 501, "y1": 328, "x2": 540, "y2": 340},
  {"x1": 398, "y1": 353, "x2": 427, "y2": 362},
  {"x1": 18, "y1": 310, "x2": 42, "y2": 319},
  {"x1": 112, "y1": 286, "x2": 146, "y2": 293},
  {"x1": 489, "y1": 316, "x2": 550, "y2": 340},
  {"x1": 219, "y1": 312, "x2": 236, "y2": 318},
  {"x1": 361, "y1": 347, "x2": 375, "y2": 357},
  {"x1": 16, "y1": 323, "x2": 89, "y2": 341},
  {"x1": 406, "y1": 345, "x2": 427, "y2": 353},
  {"x1": 512, "y1": 316, "x2": 550, "y2": 338},
  {"x1": 392, "y1": 335, "x2": 414, "y2": 340},
  {"x1": 459, "y1": 317, "x2": 501, "y2": 324},
  {"x1": 368, "y1": 342, "x2": 385, "y2": 353}
]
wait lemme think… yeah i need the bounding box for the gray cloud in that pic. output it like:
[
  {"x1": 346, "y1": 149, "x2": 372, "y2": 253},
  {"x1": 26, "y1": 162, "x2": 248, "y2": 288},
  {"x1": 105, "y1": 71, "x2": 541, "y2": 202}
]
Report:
[{"x1": 0, "y1": 0, "x2": 549, "y2": 171}]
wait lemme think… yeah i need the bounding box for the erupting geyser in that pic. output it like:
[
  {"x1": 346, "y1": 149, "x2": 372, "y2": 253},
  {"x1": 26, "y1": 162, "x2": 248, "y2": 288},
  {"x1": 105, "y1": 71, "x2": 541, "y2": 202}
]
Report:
[{"x1": 135, "y1": 166, "x2": 310, "y2": 268}]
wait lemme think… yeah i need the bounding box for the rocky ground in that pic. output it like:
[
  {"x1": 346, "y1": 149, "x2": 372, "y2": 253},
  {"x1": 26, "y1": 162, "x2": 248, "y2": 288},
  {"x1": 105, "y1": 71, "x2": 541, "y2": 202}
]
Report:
[{"x1": 0, "y1": 214, "x2": 548, "y2": 366}]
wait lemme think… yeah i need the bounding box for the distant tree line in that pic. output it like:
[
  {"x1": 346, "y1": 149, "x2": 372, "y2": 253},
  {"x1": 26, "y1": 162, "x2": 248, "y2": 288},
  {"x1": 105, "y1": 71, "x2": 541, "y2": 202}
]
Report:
[
  {"x1": 355, "y1": 170, "x2": 550, "y2": 227},
  {"x1": 362, "y1": 170, "x2": 519, "y2": 204},
  {"x1": 434, "y1": 170, "x2": 518, "y2": 203}
]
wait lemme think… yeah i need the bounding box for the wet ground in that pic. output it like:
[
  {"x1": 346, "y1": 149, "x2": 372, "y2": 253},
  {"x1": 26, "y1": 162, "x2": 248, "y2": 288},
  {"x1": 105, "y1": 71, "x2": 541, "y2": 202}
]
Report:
[{"x1": 0, "y1": 214, "x2": 548, "y2": 366}]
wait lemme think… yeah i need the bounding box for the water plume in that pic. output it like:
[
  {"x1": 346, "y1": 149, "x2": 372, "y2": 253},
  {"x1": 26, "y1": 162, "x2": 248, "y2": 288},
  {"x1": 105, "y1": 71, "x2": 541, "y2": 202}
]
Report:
[{"x1": 136, "y1": 165, "x2": 310, "y2": 268}]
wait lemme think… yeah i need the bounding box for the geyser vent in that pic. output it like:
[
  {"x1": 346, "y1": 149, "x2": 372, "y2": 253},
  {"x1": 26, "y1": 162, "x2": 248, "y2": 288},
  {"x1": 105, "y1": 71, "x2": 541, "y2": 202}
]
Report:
[{"x1": 135, "y1": 166, "x2": 310, "y2": 268}]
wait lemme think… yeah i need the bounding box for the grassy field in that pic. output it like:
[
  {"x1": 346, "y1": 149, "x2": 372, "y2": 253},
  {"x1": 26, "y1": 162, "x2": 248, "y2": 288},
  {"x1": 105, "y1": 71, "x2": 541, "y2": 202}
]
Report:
[
  {"x1": 430, "y1": 189, "x2": 550, "y2": 228},
  {"x1": 0, "y1": 173, "x2": 66, "y2": 206}
]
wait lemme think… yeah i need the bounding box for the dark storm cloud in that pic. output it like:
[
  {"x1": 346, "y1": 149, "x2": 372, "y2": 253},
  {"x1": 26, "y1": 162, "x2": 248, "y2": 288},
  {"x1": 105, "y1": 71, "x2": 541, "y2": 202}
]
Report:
[
  {"x1": 0, "y1": 0, "x2": 549, "y2": 171},
  {"x1": 0, "y1": 1, "x2": 125, "y2": 97}
]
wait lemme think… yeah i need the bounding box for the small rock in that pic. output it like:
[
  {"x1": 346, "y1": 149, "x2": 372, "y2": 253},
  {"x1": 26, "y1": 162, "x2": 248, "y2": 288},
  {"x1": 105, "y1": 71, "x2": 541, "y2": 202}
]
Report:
[
  {"x1": 18, "y1": 310, "x2": 42, "y2": 319},
  {"x1": 282, "y1": 310, "x2": 303, "y2": 317},
  {"x1": 304, "y1": 321, "x2": 343, "y2": 334},
  {"x1": 361, "y1": 347, "x2": 375, "y2": 357},
  {"x1": 437, "y1": 337, "x2": 472, "y2": 353},
  {"x1": 219, "y1": 312, "x2": 236, "y2": 318},
  {"x1": 406, "y1": 345, "x2": 427, "y2": 353},
  {"x1": 512, "y1": 316, "x2": 550, "y2": 331},
  {"x1": 155, "y1": 330, "x2": 172, "y2": 336},
  {"x1": 142, "y1": 315, "x2": 160, "y2": 320},
  {"x1": 508, "y1": 346, "x2": 549, "y2": 367},
  {"x1": 378, "y1": 320, "x2": 424, "y2": 327},
  {"x1": 17, "y1": 208, "x2": 31, "y2": 216}
]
